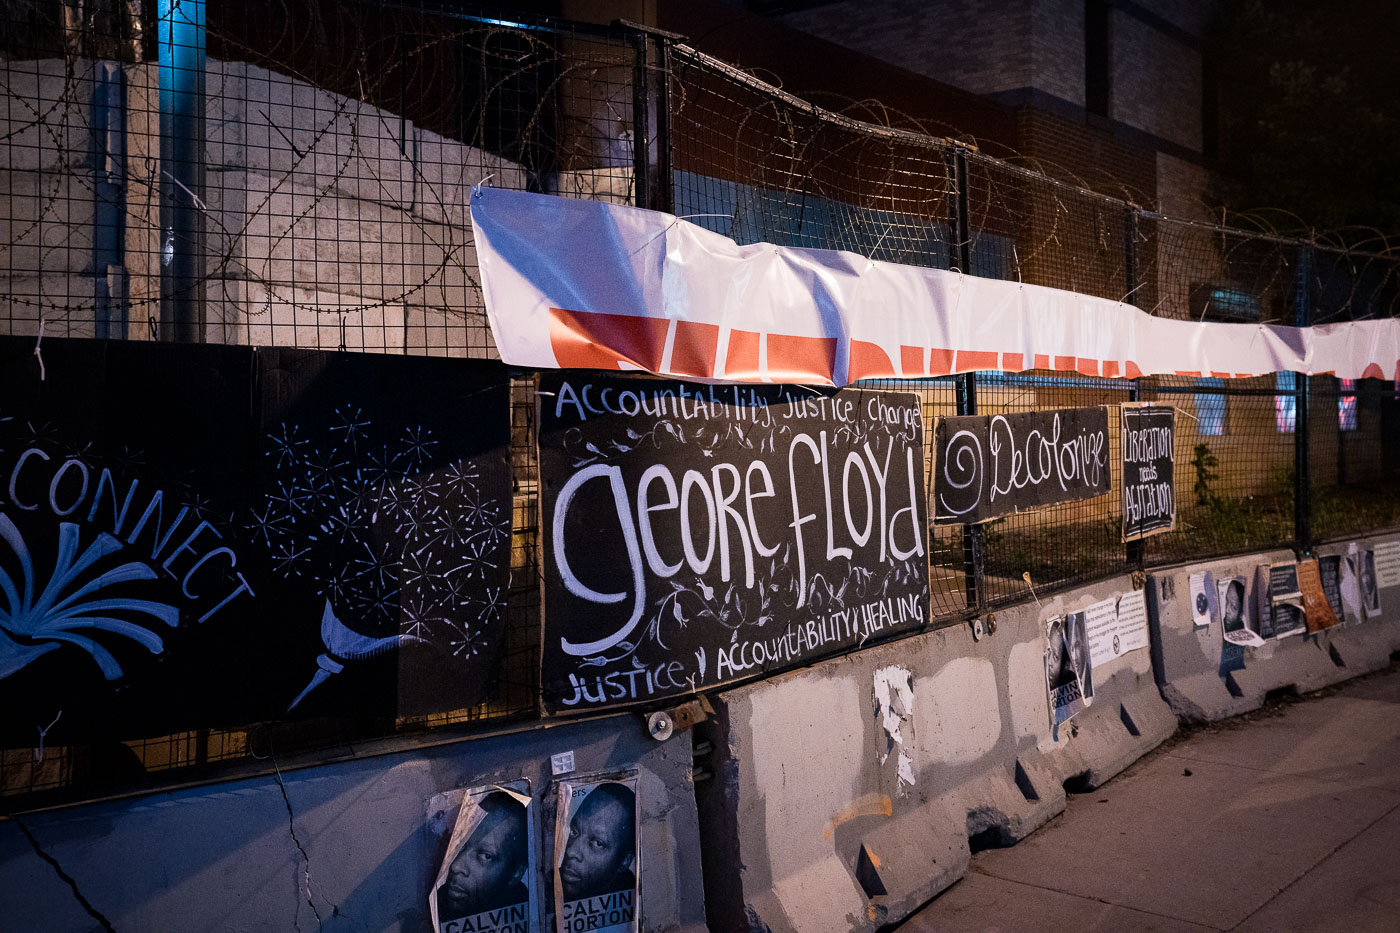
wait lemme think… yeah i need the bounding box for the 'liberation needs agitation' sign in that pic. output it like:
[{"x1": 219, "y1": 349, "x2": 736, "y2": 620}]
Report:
[{"x1": 1121, "y1": 403, "x2": 1176, "y2": 541}]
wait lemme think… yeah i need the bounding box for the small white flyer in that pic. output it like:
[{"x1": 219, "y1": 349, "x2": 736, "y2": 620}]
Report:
[
  {"x1": 1189, "y1": 571, "x2": 1216, "y2": 628},
  {"x1": 1084, "y1": 596, "x2": 1121, "y2": 668},
  {"x1": 1374, "y1": 540, "x2": 1400, "y2": 589},
  {"x1": 1115, "y1": 589, "x2": 1150, "y2": 653}
]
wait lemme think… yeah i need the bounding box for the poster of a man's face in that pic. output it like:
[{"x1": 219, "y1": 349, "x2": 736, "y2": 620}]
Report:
[
  {"x1": 1047, "y1": 619, "x2": 1075, "y2": 690},
  {"x1": 431, "y1": 786, "x2": 535, "y2": 933},
  {"x1": 1218, "y1": 576, "x2": 1263, "y2": 647},
  {"x1": 555, "y1": 777, "x2": 639, "y2": 933},
  {"x1": 1220, "y1": 579, "x2": 1245, "y2": 632},
  {"x1": 1045, "y1": 615, "x2": 1093, "y2": 727},
  {"x1": 1066, "y1": 611, "x2": 1093, "y2": 700}
]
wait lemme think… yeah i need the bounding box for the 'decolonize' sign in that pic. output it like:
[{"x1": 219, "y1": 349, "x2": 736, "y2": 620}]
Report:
[
  {"x1": 933, "y1": 407, "x2": 1110, "y2": 524},
  {"x1": 0, "y1": 337, "x2": 511, "y2": 747},
  {"x1": 1121, "y1": 403, "x2": 1176, "y2": 541},
  {"x1": 538, "y1": 374, "x2": 930, "y2": 712}
]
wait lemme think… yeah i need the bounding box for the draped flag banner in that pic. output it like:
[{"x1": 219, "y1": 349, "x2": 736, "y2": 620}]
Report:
[{"x1": 471, "y1": 188, "x2": 1400, "y2": 384}]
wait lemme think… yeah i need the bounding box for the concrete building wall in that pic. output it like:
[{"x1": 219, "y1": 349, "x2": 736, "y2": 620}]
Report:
[
  {"x1": 1155, "y1": 151, "x2": 1213, "y2": 221},
  {"x1": 1109, "y1": 10, "x2": 1203, "y2": 153},
  {"x1": 780, "y1": 0, "x2": 1034, "y2": 99},
  {"x1": 1132, "y1": 0, "x2": 1217, "y2": 38},
  {"x1": 1029, "y1": 0, "x2": 1084, "y2": 107}
]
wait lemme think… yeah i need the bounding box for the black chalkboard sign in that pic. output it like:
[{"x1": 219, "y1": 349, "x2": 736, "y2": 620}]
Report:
[
  {"x1": 0, "y1": 337, "x2": 511, "y2": 746},
  {"x1": 537, "y1": 374, "x2": 930, "y2": 713},
  {"x1": 932, "y1": 407, "x2": 1110, "y2": 524},
  {"x1": 1121, "y1": 404, "x2": 1176, "y2": 541}
]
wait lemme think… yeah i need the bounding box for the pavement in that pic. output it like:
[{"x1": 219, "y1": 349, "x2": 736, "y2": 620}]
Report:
[{"x1": 899, "y1": 663, "x2": 1400, "y2": 932}]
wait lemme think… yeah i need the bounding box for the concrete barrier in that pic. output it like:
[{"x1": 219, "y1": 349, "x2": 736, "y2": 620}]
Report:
[
  {"x1": 1149, "y1": 534, "x2": 1400, "y2": 723},
  {"x1": 694, "y1": 571, "x2": 1177, "y2": 933},
  {"x1": 0, "y1": 713, "x2": 708, "y2": 932}
]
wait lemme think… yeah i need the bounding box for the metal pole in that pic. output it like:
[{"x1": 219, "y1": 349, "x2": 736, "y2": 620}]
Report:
[
  {"x1": 1124, "y1": 207, "x2": 1144, "y2": 569},
  {"x1": 950, "y1": 147, "x2": 984, "y2": 611},
  {"x1": 630, "y1": 31, "x2": 651, "y2": 210},
  {"x1": 158, "y1": 0, "x2": 205, "y2": 342},
  {"x1": 1294, "y1": 244, "x2": 1313, "y2": 553},
  {"x1": 93, "y1": 61, "x2": 128, "y2": 340},
  {"x1": 653, "y1": 37, "x2": 674, "y2": 215}
]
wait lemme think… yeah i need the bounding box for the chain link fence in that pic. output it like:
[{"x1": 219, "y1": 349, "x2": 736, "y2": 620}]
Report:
[{"x1": 3, "y1": 0, "x2": 1399, "y2": 805}]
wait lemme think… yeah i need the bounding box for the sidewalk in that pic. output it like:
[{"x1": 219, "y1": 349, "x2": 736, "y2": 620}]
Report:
[{"x1": 900, "y1": 663, "x2": 1400, "y2": 932}]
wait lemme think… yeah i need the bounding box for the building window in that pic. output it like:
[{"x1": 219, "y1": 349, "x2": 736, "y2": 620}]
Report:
[
  {"x1": 1192, "y1": 285, "x2": 1261, "y2": 323},
  {"x1": 1339, "y1": 379, "x2": 1358, "y2": 431},
  {"x1": 1196, "y1": 377, "x2": 1225, "y2": 435},
  {"x1": 1276, "y1": 372, "x2": 1297, "y2": 433}
]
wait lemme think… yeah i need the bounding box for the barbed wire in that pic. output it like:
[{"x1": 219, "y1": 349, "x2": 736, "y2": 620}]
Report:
[{"x1": 3, "y1": 1, "x2": 1397, "y2": 348}]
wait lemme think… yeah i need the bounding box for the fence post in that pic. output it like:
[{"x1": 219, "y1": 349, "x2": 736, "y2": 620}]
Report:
[
  {"x1": 629, "y1": 29, "x2": 652, "y2": 210},
  {"x1": 1124, "y1": 207, "x2": 1144, "y2": 570},
  {"x1": 949, "y1": 146, "x2": 985, "y2": 611},
  {"x1": 620, "y1": 22, "x2": 681, "y2": 213},
  {"x1": 1294, "y1": 243, "x2": 1313, "y2": 553},
  {"x1": 653, "y1": 37, "x2": 674, "y2": 215}
]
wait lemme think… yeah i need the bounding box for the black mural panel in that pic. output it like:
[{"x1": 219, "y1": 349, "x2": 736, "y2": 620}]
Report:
[
  {"x1": 538, "y1": 374, "x2": 930, "y2": 713},
  {"x1": 0, "y1": 337, "x2": 510, "y2": 746},
  {"x1": 254, "y1": 348, "x2": 512, "y2": 719},
  {"x1": 932, "y1": 407, "x2": 1111, "y2": 524}
]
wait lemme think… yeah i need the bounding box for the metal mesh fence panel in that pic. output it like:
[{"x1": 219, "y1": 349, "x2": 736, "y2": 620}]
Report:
[
  {"x1": 669, "y1": 47, "x2": 956, "y2": 268},
  {"x1": 1137, "y1": 375, "x2": 1300, "y2": 565},
  {"x1": 1308, "y1": 376, "x2": 1400, "y2": 543},
  {"x1": 964, "y1": 151, "x2": 1132, "y2": 301},
  {"x1": 973, "y1": 373, "x2": 1136, "y2": 607},
  {"x1": 5, "y1": 6, "x2": 1400, "y2": 807}
]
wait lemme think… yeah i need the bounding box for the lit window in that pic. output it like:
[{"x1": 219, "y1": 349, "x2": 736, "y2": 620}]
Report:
[
  {"x1": 1196, "y1": 378, "x2": 1225, "y2": 435},
  {"x1": 1275, "y1": 372, "x2": 1296, "y2": 433},
  {"x1": 1339, "y1": 379, "x2": 1357, "y2": 431},
  {"x1": 1191, "y1": 285, "x2": 1261, "y2": 323}
]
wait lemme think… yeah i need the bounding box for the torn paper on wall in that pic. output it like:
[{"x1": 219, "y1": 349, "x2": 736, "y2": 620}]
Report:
[
  {"x1": 873, "y1": 666, "x2": 916, "y2": 794},
  {"x1": 1298, "y1": 558, "x2": 1339, "y2": 632}
]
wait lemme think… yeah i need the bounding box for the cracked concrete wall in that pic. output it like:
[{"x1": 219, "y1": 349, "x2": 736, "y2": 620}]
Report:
[
  {"x1": 0, "y1": 713, "x2": 707, "y2": 932},
  {"x1": 695, "y1": 571, "x2": 1177, "y2": 932},
  {"x1": 1149, "y1": 532, "x2": 1400, "y2": 723}
]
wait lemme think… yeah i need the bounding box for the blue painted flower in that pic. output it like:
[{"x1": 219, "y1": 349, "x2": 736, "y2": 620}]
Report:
[{"x1": 0, "y1": 515, "x2": 178, "y2": 681}]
